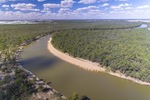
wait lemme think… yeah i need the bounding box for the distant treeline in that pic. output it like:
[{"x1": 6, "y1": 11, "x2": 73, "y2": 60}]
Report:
[{"x1": 54, "y1": 20, "x2": 142, "y2": 30}]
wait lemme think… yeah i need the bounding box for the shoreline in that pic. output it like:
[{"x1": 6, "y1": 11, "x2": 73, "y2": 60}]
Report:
[
  {"x1": 48, "y1": 37, "x2": 150, "y2": 86},
  {"x1": 15, "y1": 35, "x2": 66, "y2": 100}
]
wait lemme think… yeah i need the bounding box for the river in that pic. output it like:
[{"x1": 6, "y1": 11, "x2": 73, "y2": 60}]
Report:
[
  {"x1": 20, "y1": 35, "x2": 150, "y2": 100},
  {"x1": 137, "y1": 24, "x2": 148, "y2": 28}
]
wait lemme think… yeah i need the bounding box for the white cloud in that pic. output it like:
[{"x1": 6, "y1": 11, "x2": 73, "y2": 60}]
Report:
[
  {"x1": 2, "y1": 4, "x2": 9, "y2": 10},
  {"x1": 78, "y1": 0, "x2": 96, "y2": 4},
  {"x1": 43, "y1": 0, "x2": 75, "y2": 12},
  {"x1": 100, "y1": 3, "x2": 109, "y2": 7},
  {"x1": 125, "y1": 6, "x2": 132, "y2": 9},
  {"x1": 37, "y1": 0, "x2": 45, "y2": 2},
  {"x1": 98, "y1": 0, "x2": 109, "y2": 3},
  {"x1": 1, "y1": 0, "x2": 150, "y2": 20},
  {"x1": 119, "y1": 3, "x2": 131, "y2": 7},
  {"x1": 0, "y1": 11, "x2": 42, "y2": 20},
  {"x1": 107, "y1": 8, "x2": 150, "y2": 19},
  {"x1": 43, "y1": 3, "x2": 60, "y2": 12},
  {"x1": 137, "y1": 5, "x2": 150, "y2": 9},
  {"x1": 74, "y1": 6, "x2": 101, "y2": 17},
  {"x1": 109, "y1": 10, "x2": 130, "y2": 14},
  {"x1": 11, "y1": 3, "x2": 40, "y2": 11},
  {"x1": 43, "y1": 3, "x2": 60, "y2": 9},
  {"x1": 2, "y1": 4, "x2": 9, "y2": 7},
  {"x1": 58, "y1": 8, "x2": 72, "y2": 15},
  {"x1": 0, "y1": 0, "x2": 8, "y2": 3},
  {"x1": 59, "y1": 8, "x2": 70, "y2": 12},
  {"x1": 1, "y1": 7, "x2": 150, "y2": 20},
  {"x1": 115, "y1": 0, "x2": 129, "y2": 1},
  {"x1": 61, "y1": 0, "x2": 75, "y2": 7},
  {"x1": 110, "y1": 3, "x2": 132, "y2": 10},
  {"x1": 87, "y1": 9, "x2": 101, "y2": 15},
  {"x1": 110, "y1": 5, "x2": 121, "y2": 9},
  {"x1": 76, "y1": 6, "x2": 99, "y2": 11},
  {"x1": 0, "y1": 0, "x2": 6, "y2": 3},
  {"x1": 0, "y1": 0, "x2": 17, "y2": 3},
  {"x1": 49, "y1": 6, "x2": 102, "y2": 18}
]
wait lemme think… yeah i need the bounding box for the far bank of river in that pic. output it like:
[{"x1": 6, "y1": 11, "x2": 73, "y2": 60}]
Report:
[
  {"x1": 20, "y1": 35, "x2": 150, "y2": 100},
  {"x1": 48, "y1": 37, "x2": 150, "y2": 85}
]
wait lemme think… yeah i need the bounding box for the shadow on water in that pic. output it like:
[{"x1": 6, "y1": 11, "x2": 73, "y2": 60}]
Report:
[
  {"x1": 20, "y1": 35, "x2": 150, "y2": 100},
  {"x1": 19, "y1": 56, "x2": 58, "y2": 70}
]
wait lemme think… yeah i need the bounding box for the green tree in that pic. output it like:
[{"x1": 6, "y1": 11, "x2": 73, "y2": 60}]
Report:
[{"x1": 68, "y1": 92, "x2": 79, "y2": 100}]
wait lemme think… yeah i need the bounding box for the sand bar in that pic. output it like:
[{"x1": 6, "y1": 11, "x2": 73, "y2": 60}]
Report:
[{"x1": 48, "y1": 37, "x2": 150, "y2": 85}]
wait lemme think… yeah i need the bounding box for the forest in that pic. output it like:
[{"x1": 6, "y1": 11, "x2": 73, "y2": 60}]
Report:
[
  {"x1": 52, "y1": 23, "x2": 150, "y2": 83},
  {"x1": 0, "y1": 20, "x2": 144, "y2": 99}
]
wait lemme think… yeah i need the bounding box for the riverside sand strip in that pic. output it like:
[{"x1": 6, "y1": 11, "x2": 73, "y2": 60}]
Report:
[{"x1": 48, "y1": 37, "x2": 150, "y2": 86}]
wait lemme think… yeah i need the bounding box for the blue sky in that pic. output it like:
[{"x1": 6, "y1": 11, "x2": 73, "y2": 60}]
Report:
[{"x1": 0, "y1": 0, "x2": 150, "y2": 20}]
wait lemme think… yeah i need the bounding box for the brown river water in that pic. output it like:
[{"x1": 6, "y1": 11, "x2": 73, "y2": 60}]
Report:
[{"x1": 20, "y1": 35, "x2": 150, "y2": 100}]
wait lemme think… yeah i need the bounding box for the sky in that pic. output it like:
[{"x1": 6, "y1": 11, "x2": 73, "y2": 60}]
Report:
[{"x1": 0, "y1": 0, "x2": 150, "y2": 20}]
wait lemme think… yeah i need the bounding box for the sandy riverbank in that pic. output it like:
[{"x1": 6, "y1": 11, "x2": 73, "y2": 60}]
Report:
[
  {"x1": 48, "y1": 37, "x2": 150, "y2": 86},
  {"x1": 15, "y1": 36, "x2": 66, "y2": 100}
]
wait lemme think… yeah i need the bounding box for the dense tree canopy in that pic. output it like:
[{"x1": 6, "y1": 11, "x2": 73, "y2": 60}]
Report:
[{"x1": 52, "y1": 28, "x2": 150, "y2": 82}]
